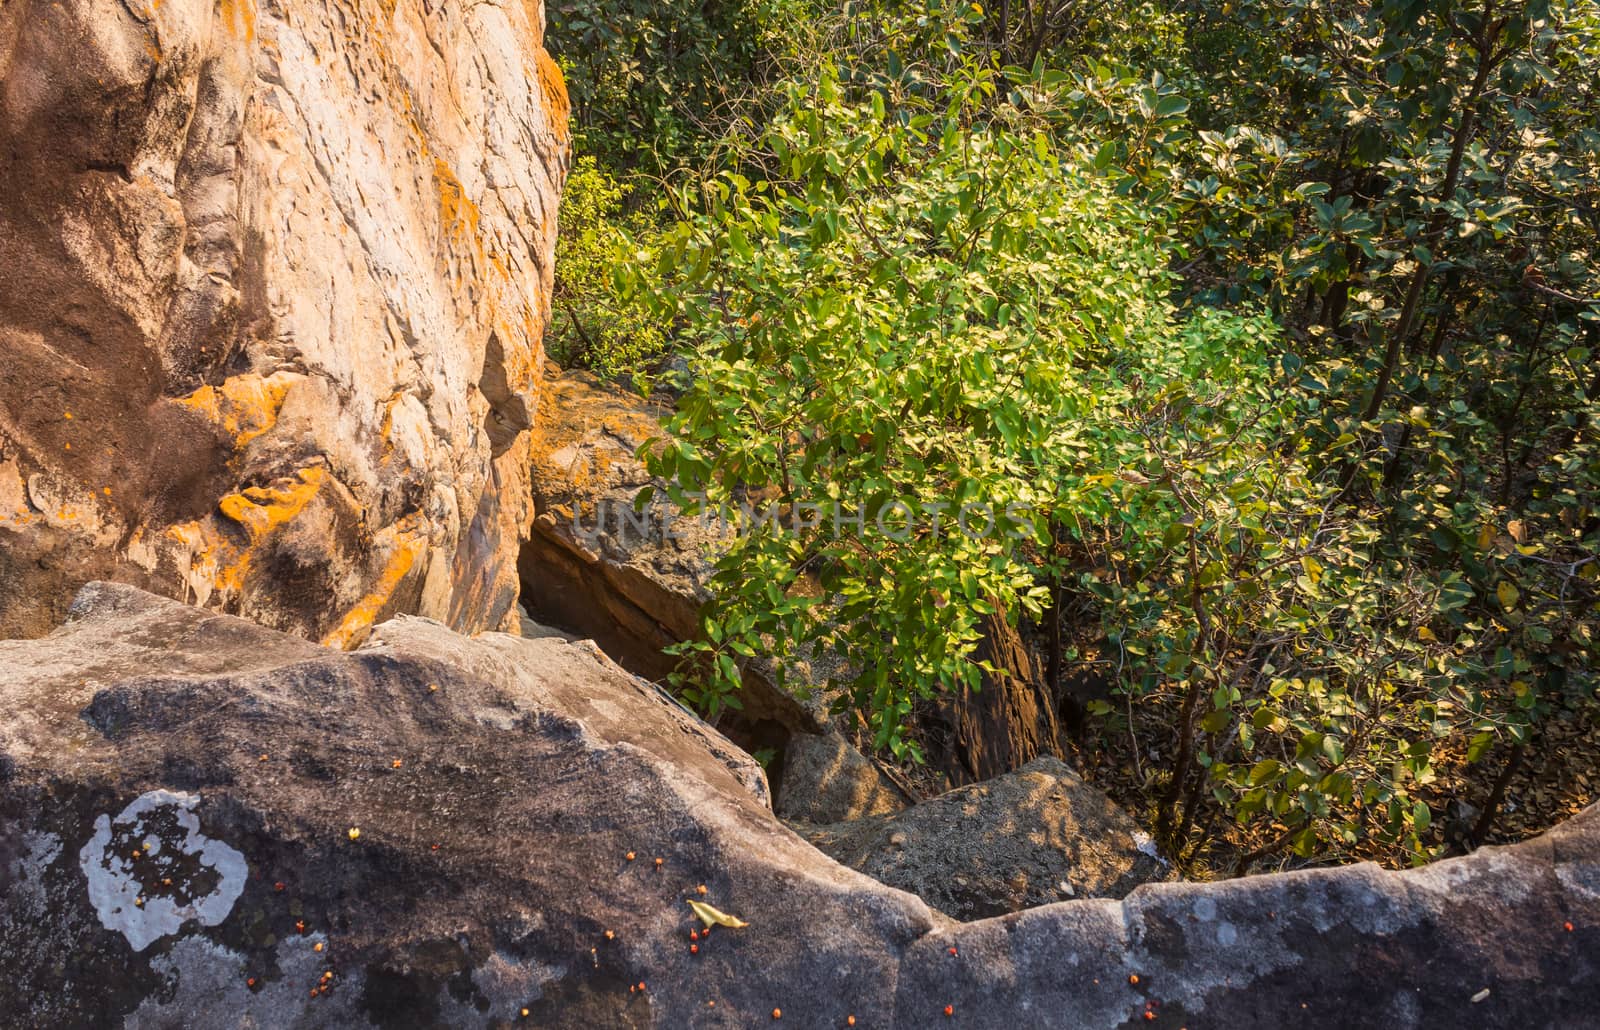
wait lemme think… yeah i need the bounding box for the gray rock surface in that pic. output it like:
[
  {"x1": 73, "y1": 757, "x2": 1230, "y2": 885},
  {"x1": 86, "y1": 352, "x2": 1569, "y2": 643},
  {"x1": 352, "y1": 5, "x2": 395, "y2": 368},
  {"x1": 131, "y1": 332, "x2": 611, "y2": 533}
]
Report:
[
  {"x1": 3, "y1": 584, "x2": 1599, "y2": 1028},
  {"x1": 800, "y1": 757, "x2": 1170, "y2": 920}
]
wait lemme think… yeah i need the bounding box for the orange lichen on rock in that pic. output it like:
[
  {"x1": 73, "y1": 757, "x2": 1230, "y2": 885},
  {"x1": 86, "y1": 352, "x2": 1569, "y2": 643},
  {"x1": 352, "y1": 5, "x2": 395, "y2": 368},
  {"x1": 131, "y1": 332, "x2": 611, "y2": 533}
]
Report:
[
  {"x1": 217, "y1": 0, "x2": 257, "y2": 42},
  {"x1": 166, "y1": 466, "x2": 330, "y2": 605},
  {"x1": 176, "y1": 372, "x2": 300, "y2": 452},
  {"x1": 434, "y1": 158, "x2": 484, "y2": 263},
  {"x1": 534, "y1": 49, "x2": 570, "y2": 141},
  {"x1": 218, "y1": 467, "x2": 329, "y2": 545},
  {"x1": 320, "y1": 518, "x2": 427, "y2": 650}
]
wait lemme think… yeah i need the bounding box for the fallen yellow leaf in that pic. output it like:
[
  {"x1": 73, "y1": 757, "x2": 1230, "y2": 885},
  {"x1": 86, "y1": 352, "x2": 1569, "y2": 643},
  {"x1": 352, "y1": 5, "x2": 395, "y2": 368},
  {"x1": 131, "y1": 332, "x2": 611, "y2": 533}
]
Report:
[{"x1": 687, "y1": 899, "x2": 748, "y2": 929}]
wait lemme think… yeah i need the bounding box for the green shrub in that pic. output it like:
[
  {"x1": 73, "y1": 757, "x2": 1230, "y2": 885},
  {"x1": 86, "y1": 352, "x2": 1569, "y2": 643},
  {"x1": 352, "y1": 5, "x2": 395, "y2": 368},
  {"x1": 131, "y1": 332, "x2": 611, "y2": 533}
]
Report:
[{"x1": 548, "y1": 157, "x2": 668, "y2": 384}]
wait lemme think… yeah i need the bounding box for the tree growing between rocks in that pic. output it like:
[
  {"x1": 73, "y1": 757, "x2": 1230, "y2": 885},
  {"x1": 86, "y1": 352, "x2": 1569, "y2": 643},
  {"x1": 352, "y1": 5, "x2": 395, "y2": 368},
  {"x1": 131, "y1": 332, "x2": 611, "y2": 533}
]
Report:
[{"x1": 557, "y1": 0, "x2": 1600, "y2": 871}]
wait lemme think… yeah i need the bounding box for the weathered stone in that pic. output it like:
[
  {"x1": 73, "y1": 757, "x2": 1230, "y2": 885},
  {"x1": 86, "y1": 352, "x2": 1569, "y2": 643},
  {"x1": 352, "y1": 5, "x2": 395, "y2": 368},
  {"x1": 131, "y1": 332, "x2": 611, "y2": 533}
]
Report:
[
  {"x1": 777, "y1": 730, "x2": 907, "y2": 824},
  {"x1": 517, "y1": 369, "x2": 822, "y2": 739},
  {"x1": 3, "y1": 584, "x2": 1599, "y2": 1028},
  {"x1": 800, "y1": 757, "x2": 1170, "y2": 920},
  {"x1": 0, "y1": 0, "x2": 569, "y2": 643}
]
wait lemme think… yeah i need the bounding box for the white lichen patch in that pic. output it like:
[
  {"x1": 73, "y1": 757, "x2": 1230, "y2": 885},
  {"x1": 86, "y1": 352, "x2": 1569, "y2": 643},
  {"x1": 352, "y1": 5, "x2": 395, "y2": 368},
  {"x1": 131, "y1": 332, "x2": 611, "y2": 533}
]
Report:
[
  {"x1": 125, "y1": 933, "x2": 377, "y2": 1029},
  {"x1": 1131, "y1": 830, "x2": 1168, "y2": 865},
  {"x1": 77, "y1": 790, "x2": 247, "y2": 952}
]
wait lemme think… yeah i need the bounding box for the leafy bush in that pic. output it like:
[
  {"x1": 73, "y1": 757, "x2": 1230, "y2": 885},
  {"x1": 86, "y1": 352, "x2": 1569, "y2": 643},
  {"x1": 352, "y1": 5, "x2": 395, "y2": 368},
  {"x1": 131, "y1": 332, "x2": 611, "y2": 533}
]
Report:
[
  {"x1": 547, "y1": 157, "x2": 668, "y2": 383},
  {"x1": 629, "y1": 29, "x2": 1280, "y2": 762},
  {"x1": 549, "y1": 0, "x2": 819, "y2": 178}
]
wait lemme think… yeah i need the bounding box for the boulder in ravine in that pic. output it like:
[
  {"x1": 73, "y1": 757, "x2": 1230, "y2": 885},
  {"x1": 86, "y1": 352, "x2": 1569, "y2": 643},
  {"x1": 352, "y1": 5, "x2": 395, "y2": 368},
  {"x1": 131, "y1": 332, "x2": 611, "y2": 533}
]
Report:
[
  {"x1": 4, "y1": 584, "x2": 1600, "y2": 1028},
  {"x1": 517, "y1": 368, "x2": 822, "y2": 742},
  {"x1": 800, "y1": 756, "x2": 1171, "y2": 920},
  {"x1": 775, "y1": 729, "x2": 908, "y2": 825},
  {"x1": 0, "y1": 0, "x2": 569, "y2": 642}
]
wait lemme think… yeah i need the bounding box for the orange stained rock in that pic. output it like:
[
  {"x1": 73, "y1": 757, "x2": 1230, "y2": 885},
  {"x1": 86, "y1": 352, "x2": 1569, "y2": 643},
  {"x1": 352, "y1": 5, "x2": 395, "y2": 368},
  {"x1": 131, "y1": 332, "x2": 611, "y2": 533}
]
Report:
[
  {"x1": 534, "y1": 48, "x2": 570, "y2": 141},
  {"x1": 161, "y1": 465, "x2": 327, "y2": 605},
  {"x1": 433, "y1": 158, "x2": 484, "y2": 264},
  {"x1": 217, "y1": 0, "x2": 256, "y2": 41},
  {"x1": 320, "y1": 519, "x2": 426, "y2": 650},
  {"x1": 176, "y1": 372, "x2": 298, "y2": 452},
  {"x1": 218, "y1": 467, "x2": 329, "y2": 545}
]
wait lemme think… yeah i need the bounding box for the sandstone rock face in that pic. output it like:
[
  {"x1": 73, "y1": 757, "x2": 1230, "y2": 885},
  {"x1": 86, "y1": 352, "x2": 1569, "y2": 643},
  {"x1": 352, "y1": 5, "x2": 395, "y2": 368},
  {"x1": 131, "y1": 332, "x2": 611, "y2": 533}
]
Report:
[
  {"x1": 800, "y1": 756, "x2": 1171, "y2": 921},
  {"x1": 517, "y1": 369, "x2": 821, "y2": 741},
  {"x1": 0, "y1": 0, "x2": 569, "y2": 643},
  {"x1": 4, "y1": 584, "x2": 1600, "y2": 1028}
]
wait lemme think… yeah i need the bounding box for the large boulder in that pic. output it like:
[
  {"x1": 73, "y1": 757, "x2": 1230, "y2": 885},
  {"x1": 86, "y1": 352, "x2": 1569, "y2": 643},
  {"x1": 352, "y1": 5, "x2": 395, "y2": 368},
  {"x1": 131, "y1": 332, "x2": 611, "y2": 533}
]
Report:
[
  {"x1": 0, "y1": 582, "x2": 918, "y2": 1027},
  {"x1": 0, "y1": 0, "x2": 569, "y2": 642},
  {"x1": 800, "y1": 757, "x2": 1170, "y2": 920},
  {"x1": 4, "y1": 583, "x2": 1600, "y2": 1028},
  {"x1": 776, "y1": 729, "x2": 908, "y2": 824}
]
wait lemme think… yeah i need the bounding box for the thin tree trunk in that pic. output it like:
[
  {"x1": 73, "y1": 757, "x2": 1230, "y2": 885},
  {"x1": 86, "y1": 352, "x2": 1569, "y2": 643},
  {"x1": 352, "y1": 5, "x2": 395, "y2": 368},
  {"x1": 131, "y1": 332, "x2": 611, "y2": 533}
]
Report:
[
  {"x1": 1359, "y1": 26, "x2": 1500, "y2": 425},
  {"x1": 1382, "y1": 269, "x2": 1465, "y2": 492},
  {"x1": 1046, "y1": 520, "x2": 1065, "y2": 698},
  {"x1": 1342, "y1": 26, "x2": 1502, "y2": 495},
  {"x1": 1471, "y1": 741, "x2": 1528, "y2": 847},
  {"x1": 1158, "y1": 526, "x2": 1210, "y2": 842},
  {"x1": 942, "y1": 610, "x2": 1063, "y2": 784}
]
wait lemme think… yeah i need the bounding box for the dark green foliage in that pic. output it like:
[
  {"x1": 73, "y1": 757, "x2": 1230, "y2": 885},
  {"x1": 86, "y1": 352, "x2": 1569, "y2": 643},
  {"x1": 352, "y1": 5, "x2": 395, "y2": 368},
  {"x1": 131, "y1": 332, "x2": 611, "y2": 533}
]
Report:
[{"x1": 549, "y1": 0, "x2": 818, "y2": 179}]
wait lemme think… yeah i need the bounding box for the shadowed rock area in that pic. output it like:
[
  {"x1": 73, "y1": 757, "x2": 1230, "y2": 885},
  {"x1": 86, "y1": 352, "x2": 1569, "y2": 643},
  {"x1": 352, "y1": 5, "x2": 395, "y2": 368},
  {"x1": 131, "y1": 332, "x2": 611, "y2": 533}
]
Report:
[{"x1": 3, "y1": 583, "x2": 1598, "y2": 1028}]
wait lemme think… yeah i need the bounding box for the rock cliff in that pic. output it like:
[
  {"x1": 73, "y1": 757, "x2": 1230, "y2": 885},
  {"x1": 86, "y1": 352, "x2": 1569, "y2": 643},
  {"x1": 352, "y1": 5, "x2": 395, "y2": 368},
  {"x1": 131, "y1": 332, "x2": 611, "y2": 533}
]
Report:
[
  {"x1": 2, "y1": 583, "x2": 1598, "y2": 1028},
  {"x1": 0, "y1": 0, "x2": 569, "y2": 642}
]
